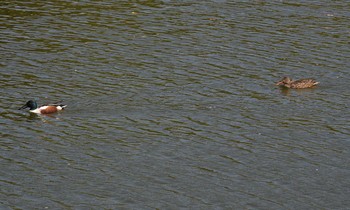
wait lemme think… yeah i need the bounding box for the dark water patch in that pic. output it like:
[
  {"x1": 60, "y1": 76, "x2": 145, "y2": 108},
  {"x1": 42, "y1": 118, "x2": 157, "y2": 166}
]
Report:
[{"x1": 1, "y1": 1, "x2": 350, "y2": 209}]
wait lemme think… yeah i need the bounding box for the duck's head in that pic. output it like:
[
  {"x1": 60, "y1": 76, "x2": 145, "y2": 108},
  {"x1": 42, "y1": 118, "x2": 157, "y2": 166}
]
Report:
[
  {"x1": 19, "y1": 100, "x2": 38, "y2": 110},
  {"x1": 276, "y1": 77, "x2": 292, "y2": 86}
]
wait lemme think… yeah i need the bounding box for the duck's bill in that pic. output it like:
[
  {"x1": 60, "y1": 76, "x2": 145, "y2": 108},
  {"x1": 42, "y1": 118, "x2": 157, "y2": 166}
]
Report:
[
  {"x1": 275, "y1": 81, "x2": 283, "y2": 85},
  {"x1": 18, "y1": 104, "x2": 28, "y2": 110}
]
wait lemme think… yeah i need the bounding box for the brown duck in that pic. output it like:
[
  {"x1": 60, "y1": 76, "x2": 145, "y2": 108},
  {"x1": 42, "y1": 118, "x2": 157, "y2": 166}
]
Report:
[{"x1": 276, "y1": 77, "x2": 319, "y2": 89}]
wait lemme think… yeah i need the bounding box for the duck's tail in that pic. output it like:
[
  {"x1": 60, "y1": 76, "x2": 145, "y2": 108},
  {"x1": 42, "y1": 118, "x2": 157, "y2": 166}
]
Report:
[{"x1": 60, "y1": 104, "x2": 67, "y2": 109}]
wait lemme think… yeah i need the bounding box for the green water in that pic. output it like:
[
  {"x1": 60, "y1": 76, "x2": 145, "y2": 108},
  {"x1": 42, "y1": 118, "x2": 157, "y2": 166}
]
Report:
[{"x1": 1, "y1": 1, "x2": 349, "y2": 209}]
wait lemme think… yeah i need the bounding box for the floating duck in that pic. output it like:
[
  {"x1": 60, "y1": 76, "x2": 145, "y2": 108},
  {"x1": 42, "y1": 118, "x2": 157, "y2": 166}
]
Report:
[
  {"x1": 276, "y1": 77, "x2": 319, "y2": 89},
  {"x1": 19, "y1": 100, "x2": 67, "y2": 114}
]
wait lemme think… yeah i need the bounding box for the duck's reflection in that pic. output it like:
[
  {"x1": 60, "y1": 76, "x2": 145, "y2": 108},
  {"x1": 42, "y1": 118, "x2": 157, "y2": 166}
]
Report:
[
  {"x1": 278, "y1": 86, "x2": 318, "y2": 96},
  {"x1": 26, "y1": 112, "x2": 61, "y2": 123}
]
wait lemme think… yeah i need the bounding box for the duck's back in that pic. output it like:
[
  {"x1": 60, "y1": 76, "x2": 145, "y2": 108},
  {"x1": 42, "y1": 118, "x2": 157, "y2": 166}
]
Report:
[{"x1": 290, "y1": 79, "x2": 319, "y2": 89}]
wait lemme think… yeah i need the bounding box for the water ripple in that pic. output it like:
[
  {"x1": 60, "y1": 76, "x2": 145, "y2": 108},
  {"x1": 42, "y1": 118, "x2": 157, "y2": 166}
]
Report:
[{"x1": 1, "y1": 1, "x2": 349, "y2": 209}]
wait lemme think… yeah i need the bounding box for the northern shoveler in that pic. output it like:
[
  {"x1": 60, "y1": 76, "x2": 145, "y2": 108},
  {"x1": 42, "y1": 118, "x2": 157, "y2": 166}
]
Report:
[
  {"x1": 19, "y1": 100, "x2": 67, "y2": 114},
  {"x1": 276, "y1": 77, "x2": 319, "y2": 89}
]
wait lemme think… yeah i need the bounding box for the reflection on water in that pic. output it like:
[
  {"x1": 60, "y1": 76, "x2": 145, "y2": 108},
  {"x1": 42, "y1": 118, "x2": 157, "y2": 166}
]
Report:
[
  {"x1": 24, "y1": 112, "x2": 64, "y2": 123},
  {"x1": 1, "y1": 1, "x2": 349, "y2": 209},
  {"x1": 278, "y1": 86, "x2": 320, "y2": 96}
]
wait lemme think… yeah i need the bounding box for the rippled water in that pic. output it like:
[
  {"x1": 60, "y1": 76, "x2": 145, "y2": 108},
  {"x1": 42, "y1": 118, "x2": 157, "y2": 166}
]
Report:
[{"x1": 1, "y1": 1, "x2": 349, "y2": 209}]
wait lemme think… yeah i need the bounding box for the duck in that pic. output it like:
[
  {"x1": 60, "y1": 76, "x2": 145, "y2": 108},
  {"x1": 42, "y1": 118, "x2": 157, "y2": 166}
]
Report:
[
  {"x1": 19, "y1": 100, "x2": 67, "y2": 114},
  {"x1": 276, "y1": 77, "x2": 319, "y2": 89}
]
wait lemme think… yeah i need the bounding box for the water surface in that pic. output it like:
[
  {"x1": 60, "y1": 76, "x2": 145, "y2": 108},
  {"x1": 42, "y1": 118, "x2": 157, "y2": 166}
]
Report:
[{"x1": 1, "y1": 1, "x2": 349, "y2": 209}]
